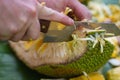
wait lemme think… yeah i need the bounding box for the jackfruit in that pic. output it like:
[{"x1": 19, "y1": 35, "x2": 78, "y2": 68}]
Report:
[
  {"x1": 88, "y1": 2, "x2": 120, "y2": 28},
  {"x1": 9, "y1": 26, "x2": 114, "y2": 78},
  {"x1": 107, "y1": 67, "x2": 120, "y2": 80},
  {"x1": 70, "y1": 72, "x2": 105, "y2": 80}
]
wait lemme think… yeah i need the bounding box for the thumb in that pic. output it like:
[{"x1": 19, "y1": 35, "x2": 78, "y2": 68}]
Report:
[{"x1": 37, "y1": 2, "x2": 74, "y2": 25}]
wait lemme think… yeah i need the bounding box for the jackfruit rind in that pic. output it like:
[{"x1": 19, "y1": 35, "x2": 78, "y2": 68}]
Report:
[{"x1": 35, "y1": 40, "x2": 114, "y2": 78}]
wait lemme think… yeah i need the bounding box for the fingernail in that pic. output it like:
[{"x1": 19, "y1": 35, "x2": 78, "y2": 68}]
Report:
[{"x1": 68, "y1": 18, "x2": 74, "y2": 25}]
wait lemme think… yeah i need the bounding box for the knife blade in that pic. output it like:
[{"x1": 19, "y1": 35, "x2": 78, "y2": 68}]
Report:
[
  {"x1": 43, "y1": 21, "x2": 120, "y2": 42},
  {"x1": 75, "y1": 21, "x2": 120, "y2": 35},
  {"x1": 43, "y1": 24, "x2": 75, "y2": 42}
]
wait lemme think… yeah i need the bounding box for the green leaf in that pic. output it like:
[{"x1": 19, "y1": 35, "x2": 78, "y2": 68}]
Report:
[{"x1": 0, "y1": 41, "x2": 46, "y2": 80}]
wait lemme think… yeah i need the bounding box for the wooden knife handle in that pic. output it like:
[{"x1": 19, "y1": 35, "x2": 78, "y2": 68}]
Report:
[{"x1": 39, "y1": 19, "x2": 50, "y2": 33}]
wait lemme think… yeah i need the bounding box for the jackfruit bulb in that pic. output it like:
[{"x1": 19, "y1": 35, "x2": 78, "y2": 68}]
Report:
[
  {"x1": 70, "y1": 72, "x2": 105, "y2": 80},
  {"x1": 107, "y1": 67, "x2": 120, "y2": 80},
  {"x1": 9, "y1": 25, "x2": 114, "y2": 78}
]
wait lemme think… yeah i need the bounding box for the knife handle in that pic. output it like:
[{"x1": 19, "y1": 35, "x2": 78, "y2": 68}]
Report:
[{"x1": 39, "y1": 19, "x2": 50, "y2": 33}]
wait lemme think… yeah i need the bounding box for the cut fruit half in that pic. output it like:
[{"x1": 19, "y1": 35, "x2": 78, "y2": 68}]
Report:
[{"x1": 9, "y1": 26, "x2": 114, "y2": 78}]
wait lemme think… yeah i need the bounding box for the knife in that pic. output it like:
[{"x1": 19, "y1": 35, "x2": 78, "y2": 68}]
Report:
[{"x1": 41, "y1": 21, "x2": 120, "y2": 42}]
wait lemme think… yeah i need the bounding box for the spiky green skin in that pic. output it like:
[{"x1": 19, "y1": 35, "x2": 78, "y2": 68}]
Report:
[{"x1": 35, "y1": 40, "x2": 114, "y2": 78}]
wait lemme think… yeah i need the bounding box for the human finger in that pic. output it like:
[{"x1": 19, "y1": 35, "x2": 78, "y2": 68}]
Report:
[
  {"x1": 68, "y1": 0, "x2": 92, "y2": 20},
  {"x1": 0, "y1": 24, "x2": 18, "y2": 40},
  {"x1": 22, "y1": 19, "x2": 40, "y2": 40},
  {"x1": 37, "y1": 2, "x2": 74, "y2": 25},
  {"x1": 10, "y1": 23, "x2": 28, "y2": 42}
]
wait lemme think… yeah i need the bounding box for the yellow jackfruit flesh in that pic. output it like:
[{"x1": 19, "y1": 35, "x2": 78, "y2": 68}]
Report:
[
  {"x1": 70, "y1": 72, "x2": 105, "y2": 80},
  {"x1": 107, "y1": 67, "x2": 120, "y2": 80}
]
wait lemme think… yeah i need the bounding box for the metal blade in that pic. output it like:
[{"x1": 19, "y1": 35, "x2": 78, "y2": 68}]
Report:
[
  {"x1": 43, "y1": 25, "x2": 75, "y2": 42},
  {"x1": 43, "y1": 21, "x2": 120, "y2": 42},
  {"x1": 75, "y1": 21, "x2": 120, "y2": 36}
]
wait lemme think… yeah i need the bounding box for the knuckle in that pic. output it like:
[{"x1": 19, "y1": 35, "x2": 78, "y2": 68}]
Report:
[
  {"x1": 19, "y1": 15, "x2": 28, "y2": 25},
  {"x1": 9, "y1": 26, "x2": 18, "y2": 34},
  {"x1": 28, "y1": 7, "x2": 37, "y2": 18}
]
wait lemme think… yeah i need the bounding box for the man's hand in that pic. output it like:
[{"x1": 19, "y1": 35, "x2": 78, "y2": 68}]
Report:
[
  {"x1": 0, "y1": 0, "x2": 40, "y2": 41},
  {"x1": 38, "y1": 0, "x2": 92, "y2": 20},
  {"x1": 0, "y1": 0, "x2": 73, "y2": 41}
]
